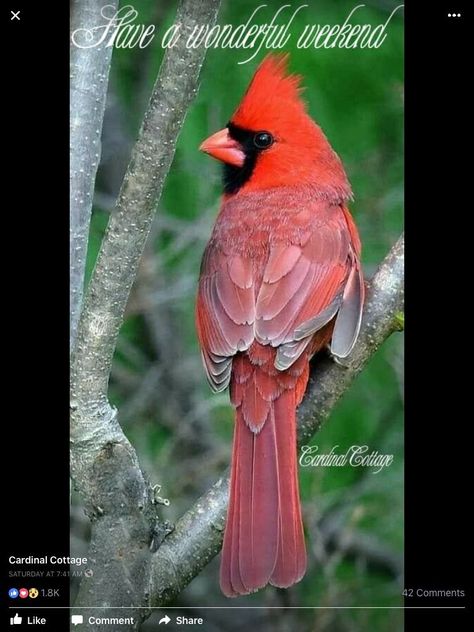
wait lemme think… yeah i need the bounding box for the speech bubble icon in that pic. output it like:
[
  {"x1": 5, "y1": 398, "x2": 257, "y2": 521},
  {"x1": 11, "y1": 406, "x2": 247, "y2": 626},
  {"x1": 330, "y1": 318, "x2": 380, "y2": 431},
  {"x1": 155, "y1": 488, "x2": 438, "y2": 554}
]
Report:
[{"x1": 71, "y1": 615, "x2": 84, "y2": 626}]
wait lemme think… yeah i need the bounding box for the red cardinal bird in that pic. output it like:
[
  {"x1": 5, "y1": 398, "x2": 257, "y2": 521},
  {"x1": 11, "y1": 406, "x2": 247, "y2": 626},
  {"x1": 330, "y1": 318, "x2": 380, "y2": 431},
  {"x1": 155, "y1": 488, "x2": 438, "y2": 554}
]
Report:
[{"x1": 196, "y1": 55, "x2": 364, "y2": 597}]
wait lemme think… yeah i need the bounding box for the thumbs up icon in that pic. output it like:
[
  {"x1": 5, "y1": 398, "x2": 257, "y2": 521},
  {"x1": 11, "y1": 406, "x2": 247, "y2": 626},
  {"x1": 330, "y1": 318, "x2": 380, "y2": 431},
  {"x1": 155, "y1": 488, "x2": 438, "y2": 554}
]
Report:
[{"x1": 10, "y1": 613, "x2": 22, "y2": 624}]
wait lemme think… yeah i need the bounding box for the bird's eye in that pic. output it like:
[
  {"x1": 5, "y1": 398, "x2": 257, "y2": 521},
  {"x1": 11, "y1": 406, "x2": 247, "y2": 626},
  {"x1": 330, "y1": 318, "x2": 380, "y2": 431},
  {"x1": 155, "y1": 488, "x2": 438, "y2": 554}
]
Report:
[{"x1": 253, "y1": 131, "x2": 274, "y2": 149}]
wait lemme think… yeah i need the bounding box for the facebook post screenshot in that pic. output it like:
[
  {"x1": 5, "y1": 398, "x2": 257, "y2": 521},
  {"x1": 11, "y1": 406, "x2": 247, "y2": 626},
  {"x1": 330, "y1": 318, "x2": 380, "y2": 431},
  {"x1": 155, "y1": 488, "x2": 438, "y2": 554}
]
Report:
[{"x1": 3, "y1": 2, "x2": 469, "y2": 630}]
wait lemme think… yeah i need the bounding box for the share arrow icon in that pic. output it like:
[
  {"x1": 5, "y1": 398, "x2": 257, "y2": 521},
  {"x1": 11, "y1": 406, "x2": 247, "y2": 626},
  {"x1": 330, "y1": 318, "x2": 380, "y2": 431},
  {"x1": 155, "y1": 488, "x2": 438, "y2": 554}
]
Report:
[{"x1": 159, "y1": 615, "x2": 171, "y2": 625}]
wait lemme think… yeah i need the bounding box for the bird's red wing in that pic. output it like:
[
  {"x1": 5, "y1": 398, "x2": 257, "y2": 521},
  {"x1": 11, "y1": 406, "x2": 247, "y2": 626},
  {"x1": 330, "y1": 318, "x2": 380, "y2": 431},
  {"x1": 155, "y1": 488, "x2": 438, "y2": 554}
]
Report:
[
  {"x1": 196, "y1": 244, "x2": 256, "y2": 392},
  {"x1": 256, "y1": 212, "x2": 353, "y2": 358},
  {"x1": 196, "y1": 203, "x2": 364, "y2": 389}
]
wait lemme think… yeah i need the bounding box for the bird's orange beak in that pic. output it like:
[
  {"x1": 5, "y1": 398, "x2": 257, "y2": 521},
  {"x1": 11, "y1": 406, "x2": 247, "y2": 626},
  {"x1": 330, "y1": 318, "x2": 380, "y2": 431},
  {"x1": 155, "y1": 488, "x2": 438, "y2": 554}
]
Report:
[{"x1": 199, "y1": 128, "x2": 245, "y2": 167}]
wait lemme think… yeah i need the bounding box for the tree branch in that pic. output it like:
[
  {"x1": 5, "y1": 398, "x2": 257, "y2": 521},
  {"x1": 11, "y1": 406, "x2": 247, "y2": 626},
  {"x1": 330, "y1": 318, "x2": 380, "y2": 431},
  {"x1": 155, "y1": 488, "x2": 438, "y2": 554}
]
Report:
[
  {"x1": 149, "y1": 234, "x2": 404, "y2": 606},
  {"x1": 70, "y1": 1, "x2": 221, "y2": 629},
  {"x1": 70, "y1": 0, "x2": 117, "y2": 348}
]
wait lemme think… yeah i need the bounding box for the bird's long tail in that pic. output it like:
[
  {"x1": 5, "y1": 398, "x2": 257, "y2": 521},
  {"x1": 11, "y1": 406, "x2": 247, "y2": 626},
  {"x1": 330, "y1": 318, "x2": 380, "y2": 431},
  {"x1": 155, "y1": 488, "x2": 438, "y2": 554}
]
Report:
[{"x1": 220, "y1": 347, "x2": 308, "y2": 597}]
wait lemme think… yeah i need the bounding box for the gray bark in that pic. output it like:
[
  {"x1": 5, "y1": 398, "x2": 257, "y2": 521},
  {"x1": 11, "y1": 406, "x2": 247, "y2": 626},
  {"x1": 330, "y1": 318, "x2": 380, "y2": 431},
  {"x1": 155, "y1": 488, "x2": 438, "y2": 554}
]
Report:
[
  {"x1": 150, "y1": 235, "x2": 404, "y2": 605},
  {"x1": 70, "y1": 0, "x2": 118, "y2": 348},
  {"x1": 70, "y1": 1, "x2": 221, "y2": 630}
]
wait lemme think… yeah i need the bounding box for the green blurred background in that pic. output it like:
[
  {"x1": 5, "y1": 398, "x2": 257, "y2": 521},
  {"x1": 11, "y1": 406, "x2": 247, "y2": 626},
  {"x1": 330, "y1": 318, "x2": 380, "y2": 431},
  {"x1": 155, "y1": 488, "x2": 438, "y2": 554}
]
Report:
[{"x1": 71, "y1": 1, "x2": 404, "y2": 630}]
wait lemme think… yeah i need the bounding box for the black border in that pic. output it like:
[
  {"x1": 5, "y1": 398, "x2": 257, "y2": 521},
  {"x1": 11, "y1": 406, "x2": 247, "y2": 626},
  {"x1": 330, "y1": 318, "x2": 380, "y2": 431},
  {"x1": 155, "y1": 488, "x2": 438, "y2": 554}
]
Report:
[
  {"x1": 2, "y1": 3, "x2": 70, "y2": 629},
  {"x1": 405, "y1": 0, "x2": 469, "y2": 628}
]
